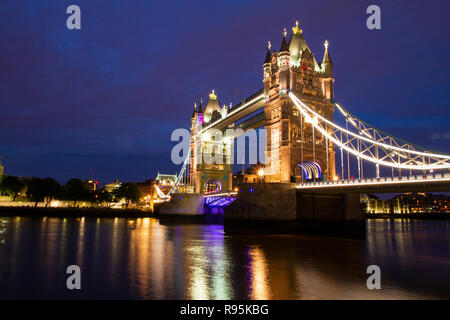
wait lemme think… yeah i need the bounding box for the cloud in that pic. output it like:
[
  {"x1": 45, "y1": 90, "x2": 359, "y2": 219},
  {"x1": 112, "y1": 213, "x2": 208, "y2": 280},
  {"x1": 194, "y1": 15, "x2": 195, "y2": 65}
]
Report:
[{"x1": 430, "y1": 132, "x2": 450, "y2": 140}]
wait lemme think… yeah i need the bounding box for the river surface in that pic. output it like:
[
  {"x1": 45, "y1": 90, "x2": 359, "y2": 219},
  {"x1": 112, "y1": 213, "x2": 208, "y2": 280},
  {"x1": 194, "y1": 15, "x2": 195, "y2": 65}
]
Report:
[{"x1": 0, "y1": 216, "x2": 449, "y2": 299}]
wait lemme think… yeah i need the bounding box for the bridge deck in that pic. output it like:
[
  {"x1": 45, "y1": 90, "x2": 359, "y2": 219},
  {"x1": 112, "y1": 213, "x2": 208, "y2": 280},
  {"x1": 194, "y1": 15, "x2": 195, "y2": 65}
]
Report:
[{"x1": 296, "y1": 173, "x2": 450, "y2": 193}]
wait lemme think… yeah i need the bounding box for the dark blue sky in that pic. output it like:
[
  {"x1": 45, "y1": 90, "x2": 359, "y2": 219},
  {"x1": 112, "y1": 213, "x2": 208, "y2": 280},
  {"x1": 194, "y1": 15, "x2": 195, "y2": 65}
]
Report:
[{"x1": 1, "y1": 0, "x2": 449, "y2": 185}]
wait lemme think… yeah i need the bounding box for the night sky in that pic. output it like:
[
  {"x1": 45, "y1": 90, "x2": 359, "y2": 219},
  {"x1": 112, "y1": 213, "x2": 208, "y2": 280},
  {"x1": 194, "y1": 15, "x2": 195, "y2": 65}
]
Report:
[{"x1": 1, "y1": 0, "x2": 449, "y2": 185}]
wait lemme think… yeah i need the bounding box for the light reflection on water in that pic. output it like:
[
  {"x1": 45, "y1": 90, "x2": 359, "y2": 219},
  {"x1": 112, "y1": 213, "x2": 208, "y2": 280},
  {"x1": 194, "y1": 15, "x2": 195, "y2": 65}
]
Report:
[{"x1": 0, "y1": 216, "x2": 448, "y2": 299}]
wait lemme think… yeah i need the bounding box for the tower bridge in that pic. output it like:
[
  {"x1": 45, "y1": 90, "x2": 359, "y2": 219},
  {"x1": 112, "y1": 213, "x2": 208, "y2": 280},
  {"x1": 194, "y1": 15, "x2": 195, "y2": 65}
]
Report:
[{"x1": 159, "y1": 21, "x2": 450, "y2": 236}]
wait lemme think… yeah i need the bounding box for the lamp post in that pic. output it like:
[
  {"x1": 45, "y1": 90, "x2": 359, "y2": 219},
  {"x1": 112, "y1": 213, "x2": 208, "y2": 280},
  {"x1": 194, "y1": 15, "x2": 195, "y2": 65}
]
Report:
[{"x1": 258, "y1": 169, "x2": 264, "y2": 183}]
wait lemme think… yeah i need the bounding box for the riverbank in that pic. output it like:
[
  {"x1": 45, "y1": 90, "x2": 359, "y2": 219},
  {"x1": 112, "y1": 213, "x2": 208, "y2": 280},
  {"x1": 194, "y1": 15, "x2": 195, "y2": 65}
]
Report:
[
  {"x1": 365, "y1": 213, "x2": 450, "y2": 219},
  {"x1": 1, "y1": 206, "x2": 448, "y2": 220},
  {"x1": 0, "y1": 206, "x2": 152, "y2": 218}
]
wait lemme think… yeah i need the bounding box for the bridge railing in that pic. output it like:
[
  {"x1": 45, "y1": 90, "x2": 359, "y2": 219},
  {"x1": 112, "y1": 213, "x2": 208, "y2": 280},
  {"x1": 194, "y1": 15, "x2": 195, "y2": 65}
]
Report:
[{"x1": 296, "y1": 172, "x2": 450, "y2": 188}]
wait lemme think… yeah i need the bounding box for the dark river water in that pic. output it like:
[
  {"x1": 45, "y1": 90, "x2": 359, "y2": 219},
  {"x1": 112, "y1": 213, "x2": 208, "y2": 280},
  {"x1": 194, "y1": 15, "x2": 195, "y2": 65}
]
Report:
[{"x1": 0, "y1": 216, "x2": 449, "y2": 299}]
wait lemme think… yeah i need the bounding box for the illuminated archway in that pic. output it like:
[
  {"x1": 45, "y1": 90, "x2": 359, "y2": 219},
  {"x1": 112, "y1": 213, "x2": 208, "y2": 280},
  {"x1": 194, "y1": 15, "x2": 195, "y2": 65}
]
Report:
[{"x1": 298, "y1": 161, "x2": 322, "y2": 180}]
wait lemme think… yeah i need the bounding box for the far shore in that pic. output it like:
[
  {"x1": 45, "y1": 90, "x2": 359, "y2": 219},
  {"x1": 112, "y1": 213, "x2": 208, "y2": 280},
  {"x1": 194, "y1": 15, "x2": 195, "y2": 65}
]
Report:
[
  {"x1": 365, "y1": 213, "x2": 449, "y2": 219},
  {"x1": 0, "y1": 206, "x2": 153, "y2": 218},
  {"x1": 0, "y1": 206, "x2": 448, "y2": 220}
]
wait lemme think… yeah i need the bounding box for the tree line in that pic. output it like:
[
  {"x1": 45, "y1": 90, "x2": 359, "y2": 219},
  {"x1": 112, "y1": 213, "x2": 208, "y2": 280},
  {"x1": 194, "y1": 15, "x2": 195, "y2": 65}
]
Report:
[{"x1": 0, "y1": 176, "x2": 142, "y2": 209}]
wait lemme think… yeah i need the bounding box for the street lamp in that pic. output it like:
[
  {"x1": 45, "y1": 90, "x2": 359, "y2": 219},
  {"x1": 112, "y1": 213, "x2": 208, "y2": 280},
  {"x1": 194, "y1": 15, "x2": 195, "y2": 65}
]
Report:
[{"x1": 258, "y1": 169, "x2": 264, "y2": 183}]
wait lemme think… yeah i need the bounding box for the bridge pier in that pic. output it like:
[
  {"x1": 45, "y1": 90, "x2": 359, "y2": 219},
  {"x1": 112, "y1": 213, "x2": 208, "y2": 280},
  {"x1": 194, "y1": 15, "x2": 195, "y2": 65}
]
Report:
[
  {"x1": 159, "y1": 193, "x2": 205, "y2": 215},
  {"x1": 224, "y1": 183, "x2": 365, "y2": 239}
]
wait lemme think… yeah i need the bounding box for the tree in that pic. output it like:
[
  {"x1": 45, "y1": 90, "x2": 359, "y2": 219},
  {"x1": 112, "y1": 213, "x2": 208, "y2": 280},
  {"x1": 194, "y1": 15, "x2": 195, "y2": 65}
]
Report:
[
  {"x1": 26, "y1": 178, "x2": 62, "y2": 207},
  {"x1": 42, "y1": 178, "x2": 62, "y2": 207},
  {"x1": 97, "y1": 190, "x2": 114, "y2": 208},
  {"x1": 64, "y1": 178, "x2": 88, "y2": 207},
  {"x1": 116, "y1": 182, "x2": 142, "y2": 209},
  {"x1": 88, "y1": 189, "x2": 114, "y2": 207},
  {"x1": 0, "y1": 176, "x2": 25, "y2": 201}
]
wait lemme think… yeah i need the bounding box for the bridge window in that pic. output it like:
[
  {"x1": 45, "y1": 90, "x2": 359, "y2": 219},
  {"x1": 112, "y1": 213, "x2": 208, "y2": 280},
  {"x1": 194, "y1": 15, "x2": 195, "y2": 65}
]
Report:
[{"x1": 204, "y1": 180, "x2": 222, "y2": 194}]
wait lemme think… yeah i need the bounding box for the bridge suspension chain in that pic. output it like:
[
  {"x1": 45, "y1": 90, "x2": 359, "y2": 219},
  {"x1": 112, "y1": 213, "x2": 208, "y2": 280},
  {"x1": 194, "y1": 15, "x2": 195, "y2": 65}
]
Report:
[
  {"x1": 289, "y1": 92, "x2": 450, "y2": 171},
  {"x1": 163, "y1": 149, "x2": 191, "y2": 197}
]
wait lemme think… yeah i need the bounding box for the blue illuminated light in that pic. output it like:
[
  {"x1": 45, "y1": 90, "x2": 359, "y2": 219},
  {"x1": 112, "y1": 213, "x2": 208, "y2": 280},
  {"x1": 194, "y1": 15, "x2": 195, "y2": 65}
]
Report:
[{"x1": 299, "y1": 161, "x2": 322, "y2": 180}]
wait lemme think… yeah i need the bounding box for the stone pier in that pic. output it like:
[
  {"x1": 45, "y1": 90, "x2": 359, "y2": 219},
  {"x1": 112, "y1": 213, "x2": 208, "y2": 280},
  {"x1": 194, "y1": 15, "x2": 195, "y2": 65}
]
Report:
[
  {"x1": 159, "y1": 193, "x2": 204, "y2": 215},
  {"x1": 224, "y1": 183, "x2": 365, "y2": 239}
]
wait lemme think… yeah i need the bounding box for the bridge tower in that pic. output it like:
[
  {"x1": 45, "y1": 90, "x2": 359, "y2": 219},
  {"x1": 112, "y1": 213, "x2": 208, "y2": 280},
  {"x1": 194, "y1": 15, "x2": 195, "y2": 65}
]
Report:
[
  {"x1": 263, "y1": 21, "x2": 336, "y2": 182},
  {"x1": 190, "y1": 90, "x2": 233, "y2": 194}
]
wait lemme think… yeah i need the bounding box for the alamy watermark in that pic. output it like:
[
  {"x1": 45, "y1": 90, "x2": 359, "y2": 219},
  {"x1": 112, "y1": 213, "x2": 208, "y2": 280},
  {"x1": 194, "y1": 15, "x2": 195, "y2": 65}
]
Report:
[
  {"x1": 366, "y1": 5, "x2": 381, "y2": 30},
  {"x1": 366, "y1": 265, "x2": 381, "y2": 290},
  {"x1": 66, "y1": 264, "x2": 81, "y2": 290},
  {"x1": 66, "y1": 5, "x2": 81, "y2": 30},
  {"x1": 171, "y1": 127, "x2": 270, "y2": 166}
]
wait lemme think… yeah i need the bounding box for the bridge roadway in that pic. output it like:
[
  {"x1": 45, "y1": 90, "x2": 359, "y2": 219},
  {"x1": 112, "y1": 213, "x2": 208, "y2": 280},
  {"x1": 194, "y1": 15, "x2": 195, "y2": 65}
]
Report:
[{"x1": 295, "y1": 172, "x2": 450, "y2": 194}]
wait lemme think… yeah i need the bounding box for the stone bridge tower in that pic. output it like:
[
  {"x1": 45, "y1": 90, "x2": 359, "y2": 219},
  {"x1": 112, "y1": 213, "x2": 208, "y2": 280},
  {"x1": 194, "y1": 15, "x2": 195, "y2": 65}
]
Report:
[
  {"x1": 263, "y1": 21, "x2": 336, "y2": 182},
  {"x1": 190, "y1": 90, "x2": 233, "y2": 193}
]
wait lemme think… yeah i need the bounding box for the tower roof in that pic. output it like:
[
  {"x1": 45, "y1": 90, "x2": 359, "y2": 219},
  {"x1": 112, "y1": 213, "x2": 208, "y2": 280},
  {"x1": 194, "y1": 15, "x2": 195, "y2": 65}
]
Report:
[
  {"x1": 192, "y1": 103, "x2": 197, "y2": 117},
  {"x1": 264, "y1": 41, "x2": 271, "y2": 64},
  {"x1": 288, "y1": 21, "x2": 309, "y2": 61},
  {"x1": 204, "y1": 90, "x2": 222, "y2": 123},
  {"x1": 197, "y1": 99, "x2": 203, "y2": 113},
  {"x1": 286, "y1": 20, "x2": 321, "y2": 70},
  {"x1": 280, "y1": 28, "x2": 289, "y2": 52}
]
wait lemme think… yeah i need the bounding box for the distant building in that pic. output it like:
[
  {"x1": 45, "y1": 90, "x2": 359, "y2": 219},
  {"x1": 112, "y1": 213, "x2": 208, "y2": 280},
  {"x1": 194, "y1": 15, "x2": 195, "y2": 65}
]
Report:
[
  {"x1": 156, "y1": 173, "x2": 176, "y2": 192},
  {"x1": 104, "y1": 179, "x2": 120, "y2": 193},
  {"x1": 363, "y1": 192, "x2": 449, "y2": 214},
  {"x1": 233, "y1": 163, "x2": 265, "y2": 185},
  {"x1": 86, "y1": 180, "x2": 98, "y2": 191},
  {"x1": 136, "y1": 179, "x2": 156, "y2": 201},
  {"x1": 392, "y1": 193, "x2": 449, "y2": 213},
  {"x1": 362, "y1": 194, "x2": 391, "y2": 214}
]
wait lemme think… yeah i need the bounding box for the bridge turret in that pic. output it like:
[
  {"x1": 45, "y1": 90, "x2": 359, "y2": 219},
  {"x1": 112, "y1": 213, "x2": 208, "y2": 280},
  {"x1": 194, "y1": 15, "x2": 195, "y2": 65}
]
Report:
[
  {"x1": 197, "y1": 99, "x2": 204, "y2": 125},
  {"x1": 321, "y1": 40, "x2": 334, "y2": 100},
  {"x1": 192, "y1": 103, "x2": 197, "y2": 117},
  {"x1": 263, "y1": 41, "x2": 272, "y2": 97},
  {"x1": 221, "y1": 104, "x2": 228, "y2": 119},
  {"x1": 278, "y1": 28, "x2": 290, "y2": 93},
  {"x1": 322, "y1": 40, "x2": 333, "y2": 75},
  {"x1": 191, "y1": 102, "x2": 197, "y2": 127}
]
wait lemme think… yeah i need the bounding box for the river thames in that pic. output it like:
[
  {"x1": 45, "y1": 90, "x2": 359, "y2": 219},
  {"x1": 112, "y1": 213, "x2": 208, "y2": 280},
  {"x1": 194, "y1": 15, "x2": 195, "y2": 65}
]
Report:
[{"x1": 0, "y1": 216, "x2": 448, "y2": 299}]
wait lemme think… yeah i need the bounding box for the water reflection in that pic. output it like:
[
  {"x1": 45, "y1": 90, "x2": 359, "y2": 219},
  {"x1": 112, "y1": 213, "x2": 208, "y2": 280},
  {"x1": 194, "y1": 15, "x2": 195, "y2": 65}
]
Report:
[
  {"x1": 0, "y1": 217, "x2": 448, "y2": 299},
  {"x1": 247, "y1": 246, "x2": 271, "y2": 300},
  {"x1": 184, "y1": 225, "x2": 231, "y2": 300}
]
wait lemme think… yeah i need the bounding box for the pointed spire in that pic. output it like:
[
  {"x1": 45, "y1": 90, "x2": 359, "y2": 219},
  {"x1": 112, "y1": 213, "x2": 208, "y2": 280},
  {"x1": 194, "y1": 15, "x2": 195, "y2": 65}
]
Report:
[
  {"x1": 322, "y1": 40, "x2": 333, "y2": 73},
  {"x1": 322, "y1": 40, "x2": 332, "y2": 65},
  {"x1": 197, "y1": 98, "x2": 203, "y2": 113},
  {"x1": 192, "y1": 103, "x2": 197, "y2": 117},
  {"x1": 280, "y1": 28, "x2": 289, "y2": 52},
  {"x1": 264, "y1": 41, "x2": 271, "y2": 64}
]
